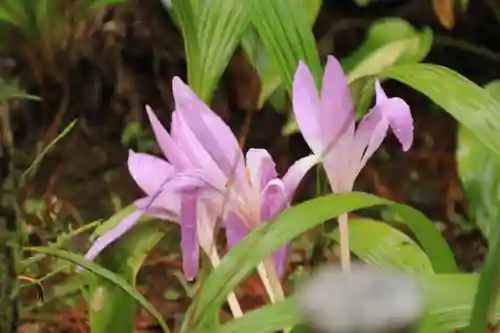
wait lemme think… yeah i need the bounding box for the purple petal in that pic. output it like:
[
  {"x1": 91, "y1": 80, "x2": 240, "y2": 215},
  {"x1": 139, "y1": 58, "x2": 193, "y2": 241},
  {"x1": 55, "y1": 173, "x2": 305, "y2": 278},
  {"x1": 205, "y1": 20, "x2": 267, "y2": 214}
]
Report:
[
  {"x1": 282, "y1": 154, "x2": 319, "y2": 200},
  {"x1": 272, "y1": 244, "x2": 289, "y2": 278},
  {"x1": 171, "y1": 110, "x2": 226, "y2": 187},
  {"x1": 374, "y1": 81, "x2": 413, "y2": 151},
  {"x1": 320, "y1": 56, "x2": 355, "y2": 145},
  {"x1": 292, "y1": 61, "x2": 323, "y2": 154},
  {"x1": 127, "y1": 150, "x2": 175, "y2": 196},
  {"x1": 84, "y1": 209, "x2": 144, "y2": 261},
  {"x1": 224, "y1": 211, "x2": 249, "y2": 249},
  {"x1": 145, "y1": 106, "x2": 190, "y2": 169},
  {"x1": 134, "y1": 196, "x2": 180, "y2": 221},
  {"x1": 172, "y1": 77, "x2": 247, "y2": 191},
  {"x1": 261, "y1": 179, "x2": 287, "y2": 222},
  {"x1": 245, "y1": 149, "x2": 278, "y2": 191},
  {"x1": 353, "y1": 108, "x2": 389, "y2": 175},
  {"x1": 180, "y1": 194, "x2": 199, "y2": 281}
]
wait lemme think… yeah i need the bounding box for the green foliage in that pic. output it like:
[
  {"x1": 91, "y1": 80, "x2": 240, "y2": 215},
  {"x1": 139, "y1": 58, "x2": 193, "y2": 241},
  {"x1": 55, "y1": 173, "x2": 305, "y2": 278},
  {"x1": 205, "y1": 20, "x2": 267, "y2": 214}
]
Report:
[
  {"x1": 242, "y1": 0, "x2": 322, "y2": 92},
  {"x1": 88, "y1": 220, "x2": 168, "y2": 333},
  {"x1": 24, "y1": 246, "x2": 171, "y2": 333},
  {"x1": 171, "y1": 0, "x2": 248, "y2": 102},
  {"x1": 182, "y1": 192, "x2": 455, "y2": 331},
  {"x1": 457, "y1": 80, "x2": 500, "y2": 241},
  {"x1": 465, "y1": 220, "x2": 500, "y2": 332},
  {"x1": 328, "y1": 219, "x2": 434, "y2": 275},
  {"x1": 240, "y1": 0, "x2": 321, "y2": 109}
]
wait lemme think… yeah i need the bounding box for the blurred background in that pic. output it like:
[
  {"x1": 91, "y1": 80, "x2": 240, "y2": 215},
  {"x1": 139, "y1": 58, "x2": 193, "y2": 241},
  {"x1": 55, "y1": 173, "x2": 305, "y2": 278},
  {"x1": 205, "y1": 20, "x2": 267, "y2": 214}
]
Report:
[{"x1": 2, "y1": 0, "x2": 499, "y2": 331}]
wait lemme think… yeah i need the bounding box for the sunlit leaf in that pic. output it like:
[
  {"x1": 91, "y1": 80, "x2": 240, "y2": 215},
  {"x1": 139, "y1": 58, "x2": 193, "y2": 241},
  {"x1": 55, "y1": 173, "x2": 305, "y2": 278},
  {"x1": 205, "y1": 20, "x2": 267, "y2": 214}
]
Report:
[
  {"x1": 328, "y1": 219, "x2": 434, "y2": 275},
  {"x1": 24, "y1": 246, "x2": 171, "y2": 333},
  {"x1": 183, "y1": 192, "x2": 456, "y2": 330}
]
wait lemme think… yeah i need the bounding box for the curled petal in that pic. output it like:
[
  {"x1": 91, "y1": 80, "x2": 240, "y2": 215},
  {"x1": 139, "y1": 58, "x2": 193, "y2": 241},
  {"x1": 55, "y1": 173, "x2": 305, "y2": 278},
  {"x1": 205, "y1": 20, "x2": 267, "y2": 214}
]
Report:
[
  {"x1": 180, "y1": 194, "x2": 199, "y2": 281},
  {"x1": 292, "y1": 61, "x2": 323, "y2": 154},
  {"x1": 245, "y1": 149, "x2": 278, "y2": 191},
  {"x1": 261, "y1": 179, "x2": 287, "y2": 222},
  {"x1": 282, "y1": 154, "x2": 320, "y2": 200},
  {"x1": 83, "y1": 209, "x2": 143, "y2": 262},
  {"x1": 145, "y1": 106, "x2": 190, "y2": 168},
  {"x1": 374, "y1": 81, "x2": 413, "y2": 151},
  {"x1": 353, "y1": 108, "x2": 389, "y2": 176},
  {"x1": 127, "y1": 150, "x2": 174, "y2": 196},
  {"x1": 172, "y1": 77, "x2": 247, "y2": 191}
]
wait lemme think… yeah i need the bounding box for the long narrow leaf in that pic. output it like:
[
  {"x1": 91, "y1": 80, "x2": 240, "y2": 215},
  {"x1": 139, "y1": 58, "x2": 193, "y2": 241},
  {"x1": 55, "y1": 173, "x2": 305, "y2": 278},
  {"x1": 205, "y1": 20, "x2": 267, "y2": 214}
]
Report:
[
  {"x1": 24, "y1": 246, "x2": 171, "y2": 333},
  {"x1": 465, "y1": 222, "x2": 500, "y2": 332},
  {"x1": 183, "y1": 192, "x2": 456, "y2": 330}
]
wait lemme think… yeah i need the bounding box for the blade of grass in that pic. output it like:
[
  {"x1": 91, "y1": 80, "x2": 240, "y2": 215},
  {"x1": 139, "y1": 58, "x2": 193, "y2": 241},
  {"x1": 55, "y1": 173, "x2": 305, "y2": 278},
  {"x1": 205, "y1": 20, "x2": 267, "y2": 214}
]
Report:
[{"x1": 24, "y1": 246, "x2": 171, "y2": 333}]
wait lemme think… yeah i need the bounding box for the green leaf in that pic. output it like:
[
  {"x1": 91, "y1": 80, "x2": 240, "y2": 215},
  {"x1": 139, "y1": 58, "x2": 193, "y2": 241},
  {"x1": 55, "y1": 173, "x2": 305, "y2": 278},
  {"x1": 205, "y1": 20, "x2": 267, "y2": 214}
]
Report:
[
  {"x1": 242, "y1": 0, "x2": 322, "y2": 93},
  {"x1": 197, "y1": 299, "x2": 300, "y2": 333},
  {"x1": 88, "y1": 221, "x2": 168, "y2": 333},
  {"x1": 197, "y1": 274, "x2": 500, "y2": 333},
  {"x1": 465, "y1": 221, "x2": 500, "y2": 333},
  {"x1": 24, "y1": 246, "x2": 171, "y2": 333},
  {"x1": 183, "y1": 192, "x2": 456, "y2": 330},
  {"x1": 344, "y1": 18, "x2": 432, "y2": 84},
  {"x1": 328, "y1": 218, "x2": 434, "y2": 275},
  {"x1": 457, "y1": 80, "x2": 500, "y2": 240},
  {"x1": 172, "y1": 0, "x2": 248, "y2": 103},
  {"x1": 383, "y1": 64, "x2": 500, "y2": 159},
  {"x1": 241, "y1": 0, "x2": 321, "y2": 108}
]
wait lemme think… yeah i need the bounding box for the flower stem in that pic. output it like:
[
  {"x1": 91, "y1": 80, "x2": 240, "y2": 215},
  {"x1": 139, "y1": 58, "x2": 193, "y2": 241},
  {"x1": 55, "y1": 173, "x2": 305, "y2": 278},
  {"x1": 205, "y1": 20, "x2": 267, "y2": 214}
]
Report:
[
  {"x1": 338, "y1": 213, "x2": 351, "y2": 271},
  {"x1": 257, "y1": 260, "x2": 290, "y2": 333},
  {"x1": 208, "y1": 249, "x2": 243, "y2": 318}
]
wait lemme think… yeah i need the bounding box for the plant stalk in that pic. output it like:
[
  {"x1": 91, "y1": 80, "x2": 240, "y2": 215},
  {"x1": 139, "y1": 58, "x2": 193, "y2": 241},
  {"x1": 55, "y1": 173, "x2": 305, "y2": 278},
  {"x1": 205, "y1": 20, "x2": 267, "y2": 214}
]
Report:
[{"x1": 338, "y1": 213, "x2": 351, "y2": 272}]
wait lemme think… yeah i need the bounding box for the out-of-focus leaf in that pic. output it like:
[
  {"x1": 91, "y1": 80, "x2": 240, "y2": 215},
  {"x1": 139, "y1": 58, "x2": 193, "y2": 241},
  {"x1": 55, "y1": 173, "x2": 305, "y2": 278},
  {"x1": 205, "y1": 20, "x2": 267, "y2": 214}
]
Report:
[
  {"x1": 183, "y1": 192, "x2": 456, "y2": 331},
  {"x1": 328, "y1": 219, "x2": 434, "y2": 275},
  {"x1": 465, "y1": 219, "x2": 500, "y2": 333},
  {"x1": 241, "y1": 0, "x2": 321, "y2": 109},
  {"x1": 383, "y1": 64, "x2": 500, "y2": 160},
  {"x1": 343, "y1": 18, "x2": 433, "y2": 83},
  {"x1": 0, "y1": 78, "x2": 39, "y2": 101},
  {"x1": 432, "y1": 0, "x2": 455, "y2": 29},
  {"x1": 88, "y1": 220, "x2": 168, "y2": 333},
  {"x1": 24, "y1": 246, "x2": 171, "y2": 333},
  {"x1": 87, "y1": 0, "x2": 128, "y2": 9},
  {"x1": 242, "y1": 0, "x2": 322, "y2": 93},
  {"x1": 456, "y1": 79, "x2": 500, "y2": 241}
]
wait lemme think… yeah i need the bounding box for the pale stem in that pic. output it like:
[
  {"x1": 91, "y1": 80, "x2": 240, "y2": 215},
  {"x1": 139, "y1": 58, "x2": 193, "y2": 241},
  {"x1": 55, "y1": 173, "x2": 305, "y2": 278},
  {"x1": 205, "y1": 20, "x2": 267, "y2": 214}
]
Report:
[
  {"x1": 208, "y1": 248, "x2": 243, "y2": 318},
  {"x1": 257, "y1": 259, "x2": 289, "y2": 333},
  {"x1": 338, "y1": 213, "x2": 351, "y2": 272}
]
